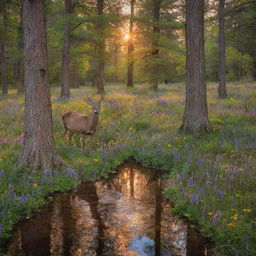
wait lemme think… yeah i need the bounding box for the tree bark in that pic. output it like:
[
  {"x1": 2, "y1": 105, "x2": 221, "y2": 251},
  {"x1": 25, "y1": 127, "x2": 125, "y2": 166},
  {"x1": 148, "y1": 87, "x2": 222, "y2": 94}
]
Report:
[
  {"x1": 218, "y1": 0, "x2": 227, "y2": 98},
  {"x1": 93, "y1": 0, "x2": 105, "y2": 95},
  {"x1": 1, "y1": 11, "x2": 8, "y2": 95},
  {"x1": 60, "y1": 0, "x2": 72, "y2": 100},
  {"x1": 152, "y1": 0, "x2": 161, "y2": 91},
  {"x1": 180, "y1": 0, "x2": 211, "y2": 134},
  {"x1": 252, "y1": 59, "x2": 256, "y2": 80},
  {"x1": 17, "y1": 0, "x2": 62, "y2": 171},
  {"x1": 126, "y1": 0, "x2": 135, "y2": 87}
]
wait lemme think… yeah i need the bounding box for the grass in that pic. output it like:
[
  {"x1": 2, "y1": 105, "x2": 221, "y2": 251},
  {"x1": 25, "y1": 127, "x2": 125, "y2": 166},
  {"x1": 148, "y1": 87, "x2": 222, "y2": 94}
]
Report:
[{"x1": 0, "y1": 82, "x2": 256, "y2": 255}]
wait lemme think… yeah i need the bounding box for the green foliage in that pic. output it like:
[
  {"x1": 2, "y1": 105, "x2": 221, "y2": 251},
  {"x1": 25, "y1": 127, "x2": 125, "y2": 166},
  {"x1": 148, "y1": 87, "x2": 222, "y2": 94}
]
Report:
[{"x1": 226, "y1": 46, "x2": 253, "y2": 81}]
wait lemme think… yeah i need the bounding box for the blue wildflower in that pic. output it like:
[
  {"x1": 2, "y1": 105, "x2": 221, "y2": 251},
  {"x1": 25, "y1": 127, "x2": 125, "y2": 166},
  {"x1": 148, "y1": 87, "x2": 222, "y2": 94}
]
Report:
[
  {"x1": 191, "y1": 193, "x2": 199, "y2": 204},
  {"x1": 198, "y1": 158, "x2": 204, "y2": 166},
  {"x1": 65, "y1": 168, "x2": 78, "y2": 179}
]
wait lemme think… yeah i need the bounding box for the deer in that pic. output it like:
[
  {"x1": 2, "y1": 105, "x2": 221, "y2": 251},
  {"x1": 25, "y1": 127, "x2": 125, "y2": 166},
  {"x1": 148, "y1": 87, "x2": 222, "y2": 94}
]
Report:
[{"x1": 62, "y1": 97, "x2": 101, "y2": 149}]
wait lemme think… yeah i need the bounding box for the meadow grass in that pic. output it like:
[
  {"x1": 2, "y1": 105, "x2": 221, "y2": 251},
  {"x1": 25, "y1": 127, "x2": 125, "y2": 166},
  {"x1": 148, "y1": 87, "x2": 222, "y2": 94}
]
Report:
[{"x1": 0, "y1": 82, "x2": 256, "y2": 255}]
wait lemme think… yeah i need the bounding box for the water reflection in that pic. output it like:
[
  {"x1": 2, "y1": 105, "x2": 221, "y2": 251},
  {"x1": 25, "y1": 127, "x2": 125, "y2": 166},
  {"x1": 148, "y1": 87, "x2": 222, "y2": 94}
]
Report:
[{"x1": 6, "y1": 163, "x2": 211, "y2": 256}]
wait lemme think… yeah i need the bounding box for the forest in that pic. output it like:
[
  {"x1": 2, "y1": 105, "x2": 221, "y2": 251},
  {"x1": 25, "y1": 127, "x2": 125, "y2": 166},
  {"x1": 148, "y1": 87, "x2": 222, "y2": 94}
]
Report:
[{"x1": 0, "y1": 0, "x2": 256, "y2": 255}]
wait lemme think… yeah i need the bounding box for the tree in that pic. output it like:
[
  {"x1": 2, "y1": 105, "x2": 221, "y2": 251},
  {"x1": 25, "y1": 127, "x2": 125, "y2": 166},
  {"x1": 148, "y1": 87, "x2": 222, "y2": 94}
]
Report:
[
  {"x1": 180, "y1": 0, "x2": 211, "y2": 133},
  {"x1": 93, "y1": 0, "x2": 105, "y2": 95},
  {"x1": 59, "y1": 0, "x2": 72, "y2": 100},
  {"x1": 127, "y1": 0, "x2": 135, "y2": 87},
  {"x1": 225, "y1": 0, "x2": 256, "y2": 80},
  {"x1": 17, "y1": 0, "x2": 62, "y2": 170},
  {"x1": 14, "y1": 4, "x2": 24, "y2": 95},
  {"x1": 151, "y1": 0, "x2": 161, "y2": 90},
  {"x1": 0, "y1": 10, "x2": 8, "y2": 95},
  {"x1": 218, "y1": 0, "x2": 227, "y2": 98}
]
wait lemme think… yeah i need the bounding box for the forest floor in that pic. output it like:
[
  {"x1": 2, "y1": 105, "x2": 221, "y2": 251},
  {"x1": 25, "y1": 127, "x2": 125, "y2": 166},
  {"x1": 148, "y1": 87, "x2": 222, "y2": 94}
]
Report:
[{"x1": 0, "y1": 82, "x2": 256, "y2": 255}]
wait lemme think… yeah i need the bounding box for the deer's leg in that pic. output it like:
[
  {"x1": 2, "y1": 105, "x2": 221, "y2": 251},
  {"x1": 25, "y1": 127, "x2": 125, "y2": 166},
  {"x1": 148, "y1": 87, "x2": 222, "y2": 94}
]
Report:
[
  {"x1": 64, "y1": 127, "x2": 68, "y2": 139},
  {"x1": 81, "y1": 135, "x2": 86, "y2": 149},
  {"x1": 68, "y1": 132, "x2": 73, "y2": 141},
  {"x1": 68, "y1": 132, "x2": 76, "y2": 146}
]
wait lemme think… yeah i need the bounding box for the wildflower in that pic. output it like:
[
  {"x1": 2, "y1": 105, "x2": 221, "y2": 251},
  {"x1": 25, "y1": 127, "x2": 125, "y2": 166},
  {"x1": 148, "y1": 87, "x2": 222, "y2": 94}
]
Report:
[
  {"x1": 167, "y1": 144, "x2": 171, "y2": 147},
  {"x1": 231, "y1": 214, "x2": 238, "y2": 220},
  {"x1": 239, "y1": 168, "x2": 244, "y2": 171},
  {"x1": 65, "y1": 168, "x2": 78, "y2": 179},
  {"x1": 0, "y1": 224, "x2": 2, "y2": 234},
  {"x1": 198, "y1": 158, "x2": 204, "y2": 166},
  {"x1": 93, "y1": 158, "x2": 99, "y2": 162},
  {"x1": 208, "y1": 212, "x2": 213, "y2": 215},
  {"x1": 242, "y1": 209, "x2": 252, "y2": 212},
  {"x1": 187, "y1": 176, "x2": 194, "y2": 187},
  {"x1": 227, "y1": 222, "x2": 237, "y2": 227},
  {"x1": 212, "y1": 210, "x2": 222, "y2": 225},
  {"x1": 0, "y1": 170, "x2": 4, "y2": 176},
  {"x1": 191, "y1": 193, "x2": 199, "y2": 204},
  {"x1": 33, "y1": 183, "x2": 39, "y2": 188}
]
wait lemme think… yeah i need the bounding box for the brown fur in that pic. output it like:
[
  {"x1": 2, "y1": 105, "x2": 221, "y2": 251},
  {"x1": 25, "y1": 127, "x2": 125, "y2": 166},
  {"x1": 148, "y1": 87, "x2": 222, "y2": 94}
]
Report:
[{"x1": 62, "y1": 98, "x2": 101, "y2": 148}]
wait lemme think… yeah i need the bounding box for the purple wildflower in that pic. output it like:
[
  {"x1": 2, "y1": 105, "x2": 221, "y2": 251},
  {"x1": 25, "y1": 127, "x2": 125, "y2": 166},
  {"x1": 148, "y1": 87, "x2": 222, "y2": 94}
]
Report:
[
  {"x1": 198, "y1": 158, "x2": 204, "y2": 166},
  {"x1": 191, "y1": 193, "x2": 199, "y2": 204},
  {"x1": 212, "y1": 210, "x2": 222, "y2": 225},
  {"x1": 65, "y1": 168, "x2": 78, "y2": 179},
  {"x1": 20, "y1": 193, "x2": 32, "y2": 204},
  {"x1": 0, "y1": 224, "x2": 2, "y2": 234}
]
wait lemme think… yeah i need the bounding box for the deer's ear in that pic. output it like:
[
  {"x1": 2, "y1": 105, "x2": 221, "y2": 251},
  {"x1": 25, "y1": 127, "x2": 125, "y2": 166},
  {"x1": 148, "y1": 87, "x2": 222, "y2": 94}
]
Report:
[{"x1": 86, "y1": 97, "x2": 93, "y2": 105}]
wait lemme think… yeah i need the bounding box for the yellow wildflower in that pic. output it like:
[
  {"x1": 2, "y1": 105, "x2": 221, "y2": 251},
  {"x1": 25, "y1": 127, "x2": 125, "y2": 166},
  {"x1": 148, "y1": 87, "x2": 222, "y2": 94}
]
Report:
[
  {"x1": 227, "y1": 222, "x2": 237, "y2": 227},
  {"x1": 207, "y1": 212, "x2": 213, "y2": 215},
  {"x1": 33, "y1": 183, "x2": 39, "y2": 188},
  {"x1": 231, "y1": 214, "x2": 238, "y2": 220},
  {"x1": 242, "y1": 209, "x2": 252, "y2": 212},
  {"x1": 93, "y1": 159, "x2": 99, "y2": 162},
  {"x1": 238, "y1": 168, "x2": 244, "y2": 171}
]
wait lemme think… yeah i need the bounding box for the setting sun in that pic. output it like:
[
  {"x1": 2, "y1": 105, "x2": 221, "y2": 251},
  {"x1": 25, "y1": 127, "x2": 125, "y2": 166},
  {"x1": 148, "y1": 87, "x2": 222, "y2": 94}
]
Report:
[{"x1": 124, "y1": 33, "x2": 130, "y2": 41}]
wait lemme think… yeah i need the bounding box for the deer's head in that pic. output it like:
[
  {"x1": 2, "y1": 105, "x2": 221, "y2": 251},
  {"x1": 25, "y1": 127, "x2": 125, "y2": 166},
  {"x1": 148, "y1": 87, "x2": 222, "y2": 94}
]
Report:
[{"x1": 86, "y1": 97, "x2": 102, "y2": 115}]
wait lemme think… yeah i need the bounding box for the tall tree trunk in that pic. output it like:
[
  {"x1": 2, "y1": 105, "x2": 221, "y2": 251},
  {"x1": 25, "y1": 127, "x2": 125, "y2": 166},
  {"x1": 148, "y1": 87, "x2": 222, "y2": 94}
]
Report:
[
  {"x1": 91, "y1": 47, "x2": 97, "y2": 87},
  {"x1": 15, "y1": 5, "x2": 24, "y2": 95},
  {"x1": 113, "y1": 46, "x2": 119, "y2": 82},
  {"x1": 180, "y1": 0, "x2": 211, "y2": 134},
  {"x1": 60, "y1": 0, "x2": 72, "y2": 100},
  {"x1": 252, "y1": 58, "x2": 256, "y2": 80},
  {"x1": 93, "y1": 0, "x2": 105, "y2": 95},
  {"x1": 17, "y1": 0, "x2": 62, "y2": 171},
  {"x1": 1, "y1": 11, "x2": 8, "y2": 95},
  {"x1": 126, "y1": 0, "x2": 135, "y2": 87},
  {"x1": 218, "y1": 0, "x2": 227, "y2": 98},
  {"x1": 14, "y1": 60, "x2": 24, "y2": 95},
  {"x1": 152, "y1": 0, "x2": 161, "y2": 91}
]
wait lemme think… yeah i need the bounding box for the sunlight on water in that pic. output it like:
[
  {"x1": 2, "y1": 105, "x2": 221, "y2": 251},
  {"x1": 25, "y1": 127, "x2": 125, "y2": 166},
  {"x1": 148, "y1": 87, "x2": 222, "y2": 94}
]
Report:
[{"x1": 6, "y1": 163, "x2": 211, "y2": 256}]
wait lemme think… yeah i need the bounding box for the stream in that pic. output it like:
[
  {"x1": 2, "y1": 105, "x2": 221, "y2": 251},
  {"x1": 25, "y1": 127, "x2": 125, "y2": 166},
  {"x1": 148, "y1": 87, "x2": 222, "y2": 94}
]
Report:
[{"x1": 6, "y1": 162, "x2": 212, "y2": 256}]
